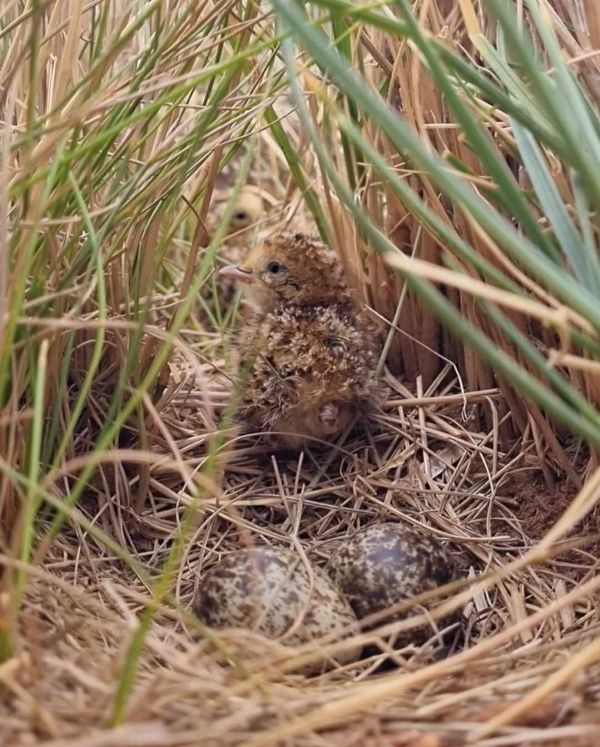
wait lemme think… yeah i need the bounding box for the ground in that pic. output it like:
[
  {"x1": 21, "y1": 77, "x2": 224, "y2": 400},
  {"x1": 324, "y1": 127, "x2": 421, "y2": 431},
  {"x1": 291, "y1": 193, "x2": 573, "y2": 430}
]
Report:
[{"x1": 3, "y1": 355, "x2": 600, "y2": 746}]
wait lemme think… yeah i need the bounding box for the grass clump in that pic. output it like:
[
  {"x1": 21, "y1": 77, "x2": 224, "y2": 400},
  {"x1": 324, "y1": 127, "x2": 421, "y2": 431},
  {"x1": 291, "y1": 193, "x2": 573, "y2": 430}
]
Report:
[{"x1": 2, "y1": 1, "x2": 600, "y2": 745}]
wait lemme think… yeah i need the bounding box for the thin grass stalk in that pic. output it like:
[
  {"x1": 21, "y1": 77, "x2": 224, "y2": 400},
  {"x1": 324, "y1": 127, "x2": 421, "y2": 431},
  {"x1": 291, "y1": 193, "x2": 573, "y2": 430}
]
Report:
[
  {"x1": 109, "y1": 144, "x2": 257, "y2": 724},
  {"x1": 0, "y1": 336, "x2": 45, "y2": 659},
  {"x1": 47, "y1": 172, "x2": 108, "y2": 469}
]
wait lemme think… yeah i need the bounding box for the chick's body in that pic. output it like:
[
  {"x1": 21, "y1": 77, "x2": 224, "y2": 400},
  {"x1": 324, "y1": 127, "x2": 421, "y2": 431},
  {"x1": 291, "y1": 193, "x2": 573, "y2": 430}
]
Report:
[
  {"x1": 222, "y1": 232, "x2": 379, "y2": 445},
  {"x1": 238, "y1": 304, "x2": 378, "y2": 444}
]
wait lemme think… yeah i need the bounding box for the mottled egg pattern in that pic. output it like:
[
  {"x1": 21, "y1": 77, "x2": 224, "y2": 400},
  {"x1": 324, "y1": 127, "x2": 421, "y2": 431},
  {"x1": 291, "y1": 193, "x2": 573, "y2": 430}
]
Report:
[
  {"x1": 326, "y1": 523, "x2": 457, "y2": 623},
  {"x1": 193, "y1": 547, "x2": 358, "y2": 661}
]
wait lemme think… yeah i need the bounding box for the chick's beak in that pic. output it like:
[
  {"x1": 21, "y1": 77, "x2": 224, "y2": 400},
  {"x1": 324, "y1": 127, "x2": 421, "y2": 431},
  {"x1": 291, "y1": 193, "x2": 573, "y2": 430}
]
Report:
[{"x1": 219, "y1": 264, "x2": 254, "y2": 284}]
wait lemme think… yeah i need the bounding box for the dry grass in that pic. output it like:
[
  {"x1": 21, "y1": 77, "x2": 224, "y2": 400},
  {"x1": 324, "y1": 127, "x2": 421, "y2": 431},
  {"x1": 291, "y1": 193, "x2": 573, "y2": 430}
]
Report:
[
  {"x1": 3, "y1": 0, "x2": 600, "y2": 745},
  {"x1": 0, "y1": 371, "x2": 600, "y2": 745},
  {"x1": 5, "y1": 356, "x2": 600, "y2": 745}
]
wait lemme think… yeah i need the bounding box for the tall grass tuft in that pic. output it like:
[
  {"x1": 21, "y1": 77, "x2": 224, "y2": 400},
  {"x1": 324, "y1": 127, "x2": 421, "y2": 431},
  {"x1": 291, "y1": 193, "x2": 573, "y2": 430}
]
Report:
[
  {"x1": 0, "y1": 0, "x2": 288, "y2": 666},
  {"x1": 270, "y1": 0, "x2": 600, "y2": 477}
]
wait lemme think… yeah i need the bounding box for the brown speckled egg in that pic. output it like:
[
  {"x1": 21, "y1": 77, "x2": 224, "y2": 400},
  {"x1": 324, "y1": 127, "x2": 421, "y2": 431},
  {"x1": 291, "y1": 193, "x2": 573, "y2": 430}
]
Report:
[
  {"x1": 193, "y1": 547, "x2": 358, "y2": 664},
  {"x1": 326, "y1": 523, "x2": 458, "y2": 641}
]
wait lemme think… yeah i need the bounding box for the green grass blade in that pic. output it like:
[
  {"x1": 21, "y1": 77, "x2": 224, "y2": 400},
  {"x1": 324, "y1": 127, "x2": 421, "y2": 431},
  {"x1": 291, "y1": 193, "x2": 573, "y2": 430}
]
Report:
[
  {"x1": 109, "y1": 143, "x2": 257, "y2": 725},
  {"x1": 511, "y1": 118, "x2": 600, "y2": 294},
  {"x1": 391, "y1": 0, "x2": 558, "y2": 261},
  {"x1": 272, "y1": 0, "x2": 600, "y2": 332}
]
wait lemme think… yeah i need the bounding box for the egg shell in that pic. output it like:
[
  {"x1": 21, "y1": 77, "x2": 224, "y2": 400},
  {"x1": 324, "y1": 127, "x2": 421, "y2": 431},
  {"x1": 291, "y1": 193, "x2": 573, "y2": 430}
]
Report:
[
  {"x1": 193, "y1": 547, "x2": 359, "y2": 664},
  {"x1": 326, "y1": 522, "x2": 459, "y2": 640}
]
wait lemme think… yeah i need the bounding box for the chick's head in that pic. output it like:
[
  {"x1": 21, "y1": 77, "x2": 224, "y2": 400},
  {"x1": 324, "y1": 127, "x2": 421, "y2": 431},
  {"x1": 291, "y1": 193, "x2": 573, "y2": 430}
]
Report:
[
  {"x1": 219, "y1": 232, "x2": 350, "y2": 310},
  {"x1": 226, "y1": 191, "x2": 264, "y2": 237},
  {"x1": 209, "y1": 189, "x2": 264, "y2": 238}
]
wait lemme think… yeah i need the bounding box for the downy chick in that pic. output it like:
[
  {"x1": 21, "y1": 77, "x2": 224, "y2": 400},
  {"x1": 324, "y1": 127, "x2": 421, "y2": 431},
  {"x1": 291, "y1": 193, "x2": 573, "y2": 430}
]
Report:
[
  {"x1": 220, "y1": 232, "x2": 380, "y2": 446},
  {"x1": 200, "y1": 190, "x2": 264, "y2": 322}
]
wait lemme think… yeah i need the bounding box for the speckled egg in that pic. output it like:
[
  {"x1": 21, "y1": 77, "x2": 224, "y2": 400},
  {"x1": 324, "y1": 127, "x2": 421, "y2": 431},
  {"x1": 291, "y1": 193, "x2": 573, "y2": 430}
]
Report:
[
  {"x1": 326, "y1": 523, "x2": 459, "y2": 642},
  {"x1": 193, "y1": 547, "x2": 359, "y2": 664}
]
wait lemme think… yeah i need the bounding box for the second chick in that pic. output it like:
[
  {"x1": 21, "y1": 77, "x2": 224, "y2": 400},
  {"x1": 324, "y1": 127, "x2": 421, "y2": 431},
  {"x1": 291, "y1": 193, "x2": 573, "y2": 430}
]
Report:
[{"x1": 200, "y1": 190, "x2": 264, "y2": 323}]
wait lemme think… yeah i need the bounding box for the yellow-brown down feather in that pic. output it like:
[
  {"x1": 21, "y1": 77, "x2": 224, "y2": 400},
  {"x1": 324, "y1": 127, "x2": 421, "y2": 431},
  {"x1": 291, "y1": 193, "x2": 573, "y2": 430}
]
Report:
[
  {"x1": 224, "y1": 232, "x2": 381, "y2": 445},
  {"x1": 234, "y1": 231, "x2": 354, "y2": 311},
  {"x1": 237, "y1": 304, "x2": 379, "y2": 445}
]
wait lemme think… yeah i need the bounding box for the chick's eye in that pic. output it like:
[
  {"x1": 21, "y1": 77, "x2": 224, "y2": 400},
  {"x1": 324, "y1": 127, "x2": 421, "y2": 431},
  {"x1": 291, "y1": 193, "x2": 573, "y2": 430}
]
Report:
[
  {"x1": 233, "y1": 210, "x2": 248, "y2": 221},
  {"x1": 326, "y1": 336, "x2": 344, "y2": 350},
  {"x1": 267, "y1": 260, "x2": 284, "y2": 275}
]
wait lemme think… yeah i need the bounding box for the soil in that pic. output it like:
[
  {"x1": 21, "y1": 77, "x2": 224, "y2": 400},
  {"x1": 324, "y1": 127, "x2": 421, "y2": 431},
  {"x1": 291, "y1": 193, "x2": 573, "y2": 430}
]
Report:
[{"x1": 504, "y1": 463, "x2": 600, "y2": 574}]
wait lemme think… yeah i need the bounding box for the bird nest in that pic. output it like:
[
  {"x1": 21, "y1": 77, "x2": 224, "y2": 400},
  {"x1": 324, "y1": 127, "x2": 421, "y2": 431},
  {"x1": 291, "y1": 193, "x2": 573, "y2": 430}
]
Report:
[{"x1": 5, "y1": 347, "x2": 600, "y2": 747}]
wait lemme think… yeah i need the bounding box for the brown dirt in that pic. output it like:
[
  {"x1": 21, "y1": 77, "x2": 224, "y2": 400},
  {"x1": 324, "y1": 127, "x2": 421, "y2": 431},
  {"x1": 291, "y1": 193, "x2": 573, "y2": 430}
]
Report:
[{"x1": 505, "y1": 464, "x2": 600, "y2": 574}]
